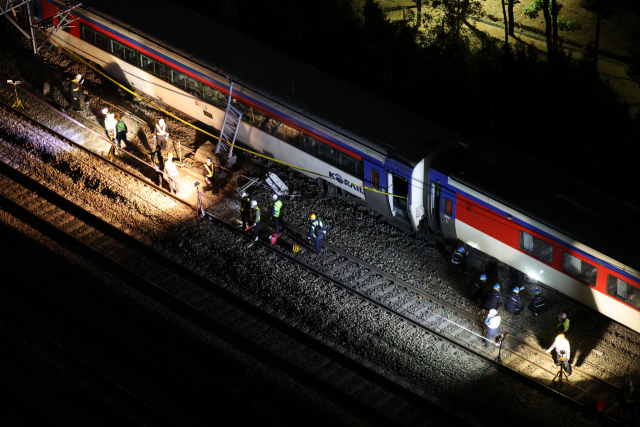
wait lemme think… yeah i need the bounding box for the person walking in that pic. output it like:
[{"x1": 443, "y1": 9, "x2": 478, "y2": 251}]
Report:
[
  {"x1": 308, "y1": 213, "x2": 326, "y2": 255},
  {"x1": 154, "y1": 118, "x2": 169, "y2": 151},
  {"x1": 65, "y1": 74, "x2": 83, "y2": 113},
  {"x1": 547, "y1": 333, "x2": 572, "y2": 375},
  {"x1": 270, "y1": 194, "x2": 287, "y2": 235},
  {"x1": 558, "y1": 313, "x2": 570, "y2": 334},
  {"x1": 527, "y1": 287, "x2": 548, "y2": 316},
  {"x1": 201, "y1": 157, "x2": 215, "y2": 192},
  {"x1": 239, "y1": 191, "x2": 251, "y2": 230},
  {"x1": 467, "y1": 274, "x2": 487, "y2": 302},
  {"x1": 164, "y1": 152, "x2": 180, "y2": 195},
  {"x1": 450, "y1": 246, "x2": 467, "y2": 272},
  {"x1": 484, "y1": 309, "x2": 501, "y2": 348},
  {"x1": 250, "y1": 200, "x2": 261, "y2": 241},
  {"x1": 115, "y1": 115, "x2": 130, "y2": 153},
  {"x1": 152, "y1": 146, "x2": 164, "y2": 188},
  {"x1": 482, "y1": 284, "x2": 502, "y2": 311},
  {"x1": 504, "y1": 287, "x2": 524, "y2": 316}
]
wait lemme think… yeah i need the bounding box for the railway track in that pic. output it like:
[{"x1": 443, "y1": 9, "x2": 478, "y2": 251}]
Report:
[{"x1": 0, "y1": 95, "x2": 624, "y2": 425}]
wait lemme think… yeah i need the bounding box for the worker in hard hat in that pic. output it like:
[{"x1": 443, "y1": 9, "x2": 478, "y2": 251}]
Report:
[
  {"x1": 308, "y1": 213, "x2": 326, "y2": 255},
  {"x1": 504, "y1": 287, "x2": 524, "y2": 316},
  {"x1": 102, "y1": 107, "x2": 117, "y2": 142},
  {"x1": 239, "y1": 191, "x2": 251, "y2": 230},
  {"x1": 618, "y1": 379, "x2": 638, "y2": 425},
  {"x1": 558, "y1": 313, "x2": 570, "y2": 334},
  {"x1": 482, "y1": 284, "x2": 502, "y2": 311},
  {"x1": 164, "y1": 152, "x2": 180, "y2": 195},
  {"x1": 270, "y1": 194, "x2": 287, "y2": 235},
  {"x1": 547, "y1": 333, "x2": 572, "y2": 375},
  {"x1": 449, "y1": 246, "x2": 467, "y2": 272},
  {"x1": 201, "y1": 157, "x2": 215, "y2": 193},
  {"x1": 527, "y1": 287, "x2": 548, "y2": 316},
  {"x1": 114, "y1": 114, "x2": 130, "y2": 153},
  {"x1": 250, "y1": 200, "x2": 261, "y2": 241},
  {"x1": 65, "y1": 74, "x2": 83, "y2": 113},
  {"x1": 484, "y1": 309, "x2": 501, "y2": 348},
  {"x1": 154, "y1": 118, "x2": 169, "y2": 151},
  {"x1": 467, "y1": 274, "x2": 486, "y2": 303}
]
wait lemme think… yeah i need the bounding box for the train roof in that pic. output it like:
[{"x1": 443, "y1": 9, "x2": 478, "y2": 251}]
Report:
[
  {"x1": 78, "y1": 0, "x2": 454, "y2": 166},
  {"x1": 431, "y1": 139, "x2": 640, "y2": 274}
]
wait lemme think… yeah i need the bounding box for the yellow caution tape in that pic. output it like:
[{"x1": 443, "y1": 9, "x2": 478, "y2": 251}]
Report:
[{"x1": 47, "y1": 33, "x2": 407, "y2": 200}]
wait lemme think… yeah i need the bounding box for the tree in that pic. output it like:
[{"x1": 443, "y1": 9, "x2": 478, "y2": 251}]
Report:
[
  {"x1": 523, "y1": 0, "x2": 581, "y2": 56},
  {"x1": 501, "y1": 0, "x2": 508, "y2": 43},
  {"x1": 581, "y1": 0, "x2": 626, "y2": 68},
  {"x1": 507, "y1": 0, "x2": 520, "y2": 36}
]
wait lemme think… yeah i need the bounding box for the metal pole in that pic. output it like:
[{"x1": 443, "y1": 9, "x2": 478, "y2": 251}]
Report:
[
  {"x1": 25, "y1": 1, "x2": 37, "y2": 55},
  {"x1": 178, "y1": 141, "x2": 182, "y2": 163}
]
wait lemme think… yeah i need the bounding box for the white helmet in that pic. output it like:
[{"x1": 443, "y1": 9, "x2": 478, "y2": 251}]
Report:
[
  {"x1": 101, "y1": 107, "x2": 109, "y2": 115},
  {"x1": 241, "y1": 191, "x2": 248, "y2": 198},
  {"x1": 75, "y1": 74, "x2": 82, "y2": 80},
  {"x1": 158, "y1": 118, "x2": 165, "y2": 125},
  {"x1": 489, "y1": 309, "x2": 497, "y2": 316},
  {"x1": 250, "y1": 200, "x2": 257, "y2": 207},
  {"x1": 272, "y1": 194, "x2": 278, "y2": 201}
]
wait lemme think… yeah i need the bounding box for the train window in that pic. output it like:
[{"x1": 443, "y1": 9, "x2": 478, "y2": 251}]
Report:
[
  {"x1": 170, "y1": 70, "x2": 201, "y2": 97},
  {"x1": 443, "y1": 198, "x2": 453, "y2": 216},
  {"x1": 110, "y1": 40, "x2": 137, "y2": 66},
  {"x1": 202, "y1": 85, "x2": 217, "y2": 104},
  {"x1": 371, "y1": 169, "x2": 380, "y2": 190},
  {"x1": 519, "y1": 231, "x2": 553, "y2": 264},
  {"x1": 80, "y1": 24, "x2": 107, "y2": 51},
  {"x1": 562, "y1": 252, "x2": 597, "y2": 287},
  {"x1": 606, "y1": 275, "x2": 640, "y2": 309},
  {"x1": 139, "y1": 54, "x2": 168, "y2": 81}
]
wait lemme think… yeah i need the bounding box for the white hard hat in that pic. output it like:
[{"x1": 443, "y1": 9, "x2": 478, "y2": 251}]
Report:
[
  {"x1": 250, "y1": 200, "x2": 257, "y2": 207},
  {"x1": 272, "y1": 194, "x2": 278, "y2": 201},
  {"x1": 241, "y1": 191, "x2": 248, "y2": 198},
  {"x1": 158, "y1": 118, "x2": 165, "y2": 125},
  {"x1": 101, "y1": 108, "x2": 109, "y2": 115},
  {"x1": 489, "y1": 309, "x2": 497, "y2": 316},
  {"x1": 75, "y1": 74, "x2": 82, "y2": 80}
]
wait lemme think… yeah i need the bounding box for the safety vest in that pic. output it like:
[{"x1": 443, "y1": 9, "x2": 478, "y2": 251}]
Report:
[
  {"x1": 70, "y1": 79, "x2": 80, "y2": 92},
  {"x1": 251, "y1": 206, "x2": 261, "y2": 223},
  {"x1": 116, "y1": 120, "x2": 126, "y2": 132},
  {"x1": 486, "y1": 315, "x2": 501, "y2": 329},
  {"x1": 104, "y1": 113, "x2": 116, "y2": 130},
  {"x1": 624, "y1": 386, "x2": 636, "y2": 403},
  {"x1": 311, "y1": 219, "x2": 324, "y2": 237},
  {"x1": 273, "y1": 200, "x2": 283, "y2": 217},
  {"x1": 241, "y1": 196, "x2": 251, "y2": 213},
  {"x1": 558, "y1": 318, "x2": 570, "y2": 332},
  {"x1": 155, "y1": 123, "x2": 167, "y2": 136},
  {"x1": 204, "y1": 163, "x2": 214, "y2": 178}
]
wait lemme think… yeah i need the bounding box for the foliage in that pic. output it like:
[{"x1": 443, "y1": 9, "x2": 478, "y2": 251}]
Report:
[{"x1": 523, "y1": 0, "x2": 581, "y2": 31}]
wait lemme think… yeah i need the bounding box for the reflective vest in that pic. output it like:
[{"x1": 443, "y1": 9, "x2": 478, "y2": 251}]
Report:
[
  {"x1": 311, "y1": 219, "x2": 324, "y2": 238},
  {"x1": 624, "y1": 386, "x2": 637, "y2": 403},
  {"x1": 558, "y1": 318, "x2": 570, "y2": 332},
  {"x1": 240, "y1": 196, "x2": 251, "y2": 213},
  {"x1": 116, "y1": 120, "x2": 126, "y2": 132},
  {"x1": 70, "y1": 79, "x2": 80, "y2": 98},
  {"x1": 272, "y1": 200, "x2": 283, "y2": 217},
  {"x1": 204, "y1": 162, "x2": 214, "y2": 178},
  {"x1": 155, "y1": 123, "x2": 167, "y2": 136},
  {"x1": 251, "y1": 206, "x2": 261, "y2": 223},
  {"x1": 104, "y1": 113, "x2": 116, "y2": 130},
  {"x1": 451, "y1": 250, "x2": 464, "y2": 265}
]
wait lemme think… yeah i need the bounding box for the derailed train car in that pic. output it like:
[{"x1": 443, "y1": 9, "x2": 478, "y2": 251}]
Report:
[{"x1": 35, "y1": 0, "x2": 640, "y2": 331}]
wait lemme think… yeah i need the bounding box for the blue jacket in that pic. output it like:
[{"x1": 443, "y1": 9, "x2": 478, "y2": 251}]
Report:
[
  {"x1": 482, "y1": 289, "x2": 502, "y2": 310},
  {"x1": 527, "y1": 295, "x2": 548, "y2": 314},
  {"x1": 309, "y1": 219, "x2": 326, "y2": 239},
  {"x1": 504, "y1": 292, "x2": 524, "y2": 315}
]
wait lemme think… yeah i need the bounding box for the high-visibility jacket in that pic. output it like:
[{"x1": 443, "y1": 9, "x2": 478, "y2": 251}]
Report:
[
  {"x1": 104, "y1": 113, "x2": 117, "y2": 131},
  {"x1": 70, "y1": 79, "x2": 81, "y2": 99},
  {"x1": 623, "y1": 386, "x2": 637, "y2": 403},
  {"x1": 547, "y1": 337, "x2": 570, "y2": 360},
  {"x1": 309, "y1": 219, "x2": 325, "y2": 238},
  {"x1": 240, "y1": 196, "x2": 251, "y2": 213},
  {"x1": 272, "y1": 200, "x2": 283, "y2": 218},
  {"x1": 203, "y1": 162, "x2": 214, "y2": 178},
  {"x1": 155, "y1": 122, "x2": 168, "y2": 138},
  {"x1": 485, "y1": 314, "x2": 501, "y2": 329},
  {"x1": 251, "y1": 206, "x2": 261, "y2": 223},
  {"x1": 116, "y1": 120, "x2": 127, "y2": 133},
  {"x1": 558, "y1": 318, "x2": 570, "y2": 333}
]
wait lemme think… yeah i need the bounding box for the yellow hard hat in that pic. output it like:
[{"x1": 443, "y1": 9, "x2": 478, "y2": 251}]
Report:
[{"x1": 310, "y1": 213, "x2": 316, "y2": 220}]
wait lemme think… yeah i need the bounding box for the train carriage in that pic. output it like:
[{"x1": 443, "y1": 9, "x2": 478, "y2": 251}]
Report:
[{"x1": 33, "y1": 0, "x2": 640, "y2": 331}]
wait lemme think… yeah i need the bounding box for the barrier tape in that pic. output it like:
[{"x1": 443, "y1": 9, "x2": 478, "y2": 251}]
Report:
[{"x1": 46, "y1": 32, "x2": 407, "y2": 200}]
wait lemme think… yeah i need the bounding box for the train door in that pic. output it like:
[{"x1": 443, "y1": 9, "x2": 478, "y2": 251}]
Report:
[
  {"x1": 387, "y1": 172, "x2": 410, "y2": 221},
  {"x1": 363, "y1": 160, "x2": 392, "y2": 218},
  {"x1": 429, "y1": 182, "x2": 457, "y2": 240}
]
